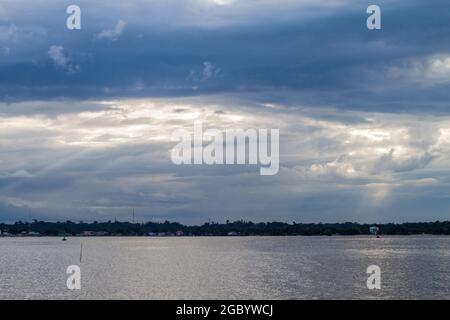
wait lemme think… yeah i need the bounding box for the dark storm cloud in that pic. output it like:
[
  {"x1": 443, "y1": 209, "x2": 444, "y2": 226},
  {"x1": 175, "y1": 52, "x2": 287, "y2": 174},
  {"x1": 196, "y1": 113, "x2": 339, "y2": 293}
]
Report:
[{"x1": 1, "y1": 0, "x2": 449, "y2": 113}]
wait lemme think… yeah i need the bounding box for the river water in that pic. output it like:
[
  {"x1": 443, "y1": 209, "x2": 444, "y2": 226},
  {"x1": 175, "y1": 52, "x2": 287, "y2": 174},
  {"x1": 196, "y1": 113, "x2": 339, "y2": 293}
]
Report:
[{"x1": 0, "y1": 236, "x2": 449, "y2": 299}]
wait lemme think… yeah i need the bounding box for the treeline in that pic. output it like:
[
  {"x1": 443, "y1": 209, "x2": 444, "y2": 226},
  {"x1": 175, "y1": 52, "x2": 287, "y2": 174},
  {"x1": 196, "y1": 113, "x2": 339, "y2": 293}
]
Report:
[{"x1": 1, "y1": 220, "x2": 450, "y2": 236}]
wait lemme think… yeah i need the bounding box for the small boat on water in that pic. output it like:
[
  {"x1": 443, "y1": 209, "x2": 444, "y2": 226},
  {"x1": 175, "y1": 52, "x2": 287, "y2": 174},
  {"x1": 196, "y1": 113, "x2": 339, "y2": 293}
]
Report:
[
  {"x1": 62, "y1": 232, "x2": 67, "y2": 241},
  {"x1": 370, "y1": 226, "x2": 381, "y2": 238}
]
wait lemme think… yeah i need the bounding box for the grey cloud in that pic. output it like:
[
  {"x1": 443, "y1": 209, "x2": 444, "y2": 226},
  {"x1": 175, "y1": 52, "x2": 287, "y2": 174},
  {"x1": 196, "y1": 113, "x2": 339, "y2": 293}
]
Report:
[
  {"x1": 0, "y1": 98, "x2": 450, "y2": 223},
  {"x1": 0, "y1": 0, "x2": 448, "y2": 113},
  {"x1": 372, "y1": 150, "x2": 437, "y2": 174}
]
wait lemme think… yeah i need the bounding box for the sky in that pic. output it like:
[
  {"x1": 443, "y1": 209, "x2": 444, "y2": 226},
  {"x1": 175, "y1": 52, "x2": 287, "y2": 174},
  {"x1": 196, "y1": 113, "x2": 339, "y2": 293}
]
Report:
[{"x1": 1, "y1": 0, "x2": 450, "y2": 224}]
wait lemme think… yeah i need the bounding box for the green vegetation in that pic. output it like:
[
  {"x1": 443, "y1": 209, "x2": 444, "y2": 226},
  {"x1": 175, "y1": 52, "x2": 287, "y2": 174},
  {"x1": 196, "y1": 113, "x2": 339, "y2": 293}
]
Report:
[{"x1": 1, "y1": 220, "x2": 450, "y2": 236}]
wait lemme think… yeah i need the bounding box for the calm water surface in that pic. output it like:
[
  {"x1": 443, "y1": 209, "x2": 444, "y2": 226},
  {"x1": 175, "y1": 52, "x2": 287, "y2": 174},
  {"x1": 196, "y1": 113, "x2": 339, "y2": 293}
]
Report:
[{"x1": 0, "y1": 236, "x2": 449, "y2": 299}]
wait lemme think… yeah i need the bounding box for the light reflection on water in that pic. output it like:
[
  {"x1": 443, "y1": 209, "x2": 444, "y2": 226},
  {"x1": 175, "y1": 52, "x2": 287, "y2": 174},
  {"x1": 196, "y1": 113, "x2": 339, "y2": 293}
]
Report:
[{"x1": 0, "y1": 236, "x2": 449, "y2": 299}]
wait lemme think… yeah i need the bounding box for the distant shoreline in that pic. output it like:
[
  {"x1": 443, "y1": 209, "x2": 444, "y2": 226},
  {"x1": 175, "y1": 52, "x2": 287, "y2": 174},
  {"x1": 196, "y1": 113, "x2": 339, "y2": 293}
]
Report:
[
  {"x1": 1, "y1": 220, "x2": 450, "y2": 237},
  {"x1": 2, "y1": 234, "x2": 450, "y2": 238}
]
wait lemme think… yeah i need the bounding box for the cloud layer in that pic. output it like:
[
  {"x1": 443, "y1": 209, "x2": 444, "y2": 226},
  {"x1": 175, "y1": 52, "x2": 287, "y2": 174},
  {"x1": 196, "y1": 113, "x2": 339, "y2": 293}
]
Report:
[
  {"x1": 1, "y1": 98, "x2": 450, "y2": 223},
  {"x1": 1, "y1": 0, "x2": 450, "y2": 223}
]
